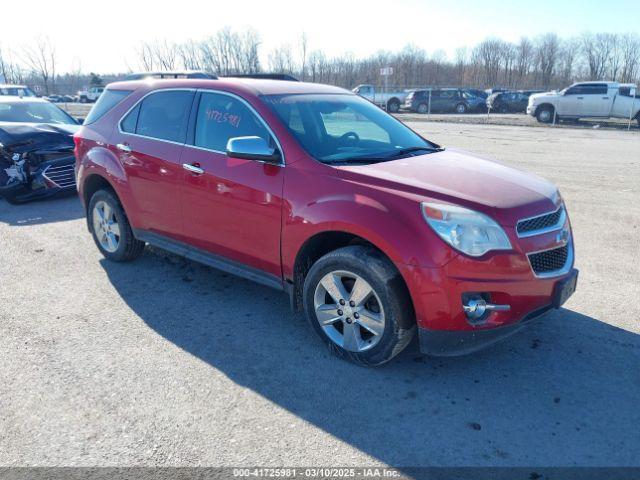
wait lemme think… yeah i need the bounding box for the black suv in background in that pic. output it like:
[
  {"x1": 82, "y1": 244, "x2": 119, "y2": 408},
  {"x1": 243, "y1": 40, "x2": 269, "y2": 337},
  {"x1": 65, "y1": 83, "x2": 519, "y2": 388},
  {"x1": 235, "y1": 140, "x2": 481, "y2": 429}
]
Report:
[
  {"x1": 403, "y1": 88, "x2": 486, "y2": 114},
  {"x1": 487, "y1": 90, "x2": 543, "y2": 113}
]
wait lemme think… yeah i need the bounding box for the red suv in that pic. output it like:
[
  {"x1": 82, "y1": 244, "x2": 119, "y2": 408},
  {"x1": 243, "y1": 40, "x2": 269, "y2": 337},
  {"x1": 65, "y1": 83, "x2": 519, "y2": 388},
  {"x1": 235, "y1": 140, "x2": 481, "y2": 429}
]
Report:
[{"x1": 74, "y1": 78, "x2": 577, "y2": 366}]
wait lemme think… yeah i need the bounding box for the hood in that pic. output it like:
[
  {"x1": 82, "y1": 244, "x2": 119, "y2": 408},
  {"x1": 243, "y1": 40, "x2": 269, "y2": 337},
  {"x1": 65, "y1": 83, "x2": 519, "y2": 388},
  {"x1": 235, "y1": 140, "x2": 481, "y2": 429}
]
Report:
[
  {"x1": 338, "y1": 148, "x2": 559, "y2": 226},
  {"x1": 529, "y1": 91, "x2": 559, "y2": 102},
  {"x1": 0, "y1": 123, "x2": 78, "y2": 153}
]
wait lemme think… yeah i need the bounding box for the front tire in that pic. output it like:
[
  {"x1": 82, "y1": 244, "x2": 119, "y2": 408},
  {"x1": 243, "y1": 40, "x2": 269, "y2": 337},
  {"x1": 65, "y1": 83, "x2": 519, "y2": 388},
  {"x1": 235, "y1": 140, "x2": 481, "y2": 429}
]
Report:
[
  {"x1": 303, "y1": 245, "x2": 415, "y2": 366},
  {"x1": 536, "y1": 105, "x2": 554, "y2": 123},
  {"x1": 417, "y1": 103, "x2": 428, "y2": 114},
  {"x1": 88, "y1": 189, "x2": 145, "y2": 262}
]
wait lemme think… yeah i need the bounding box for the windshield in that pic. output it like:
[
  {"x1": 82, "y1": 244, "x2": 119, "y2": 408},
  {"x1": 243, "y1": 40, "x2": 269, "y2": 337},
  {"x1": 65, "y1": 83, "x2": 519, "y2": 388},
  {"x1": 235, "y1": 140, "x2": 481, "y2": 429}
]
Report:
[
  {"x1": 0, "y1": 87, "x2": 36, "y2": 97},
  {"x1": 0, "y1": 101, "x2": 77, "y2": 124},
  {"x1": 263, "y1": 93, "x2": 439, "y2": 163}
]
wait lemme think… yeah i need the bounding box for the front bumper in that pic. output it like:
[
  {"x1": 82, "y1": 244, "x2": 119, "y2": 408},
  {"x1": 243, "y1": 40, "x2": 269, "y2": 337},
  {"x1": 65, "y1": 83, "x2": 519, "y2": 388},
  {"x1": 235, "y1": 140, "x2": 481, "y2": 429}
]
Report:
[
  {"x1": 398, "y1": 235, "x2": 577, "y2": 356},
  {"x1": 0, "y1": 156, "x2": 76, "y2": 204},
  {"x1": 419, "y1": 304, "x2": 552, "y2": 356},
  {"x1": 526, "y1": 105, "x2": 536, "y2": 116}
]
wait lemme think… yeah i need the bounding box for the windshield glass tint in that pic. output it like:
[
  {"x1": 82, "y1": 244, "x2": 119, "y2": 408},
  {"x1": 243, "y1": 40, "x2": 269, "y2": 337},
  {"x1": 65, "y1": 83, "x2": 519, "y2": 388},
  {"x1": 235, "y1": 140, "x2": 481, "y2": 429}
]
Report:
[
  {"x1": 263, "y1": 93, "x2": 435, "y2": 162},
  {"x1": 0, "y1": 101, "x2": 76, "y2": 124}
]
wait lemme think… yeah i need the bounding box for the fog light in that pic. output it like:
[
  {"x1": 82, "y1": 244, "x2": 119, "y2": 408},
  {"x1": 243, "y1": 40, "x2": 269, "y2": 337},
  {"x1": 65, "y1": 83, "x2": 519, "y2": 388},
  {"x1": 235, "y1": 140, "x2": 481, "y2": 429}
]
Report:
[{"x1": 462, "y1": 294, "x2": 511, "y2": 324}]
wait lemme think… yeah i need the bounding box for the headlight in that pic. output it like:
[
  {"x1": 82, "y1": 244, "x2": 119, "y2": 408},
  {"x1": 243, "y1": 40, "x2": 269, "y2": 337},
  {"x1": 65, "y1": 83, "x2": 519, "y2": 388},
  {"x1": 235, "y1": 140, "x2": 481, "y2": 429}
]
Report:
[{"x1": 421, "y1": 202, "x2": 512, "y2": 257}]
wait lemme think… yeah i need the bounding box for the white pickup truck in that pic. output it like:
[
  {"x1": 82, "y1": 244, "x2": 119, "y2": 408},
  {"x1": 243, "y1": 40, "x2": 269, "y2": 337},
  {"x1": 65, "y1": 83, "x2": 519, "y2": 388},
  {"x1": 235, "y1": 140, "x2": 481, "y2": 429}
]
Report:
[
  {"x1": 527, "y1": 81, "x2": 639, "y2": 124},
  {"x1": 76, "y1": 86, "x2": 105, "y2": 103},
  {"x1": 353, "y1": 84, "x2": 409, "y2": 113}
]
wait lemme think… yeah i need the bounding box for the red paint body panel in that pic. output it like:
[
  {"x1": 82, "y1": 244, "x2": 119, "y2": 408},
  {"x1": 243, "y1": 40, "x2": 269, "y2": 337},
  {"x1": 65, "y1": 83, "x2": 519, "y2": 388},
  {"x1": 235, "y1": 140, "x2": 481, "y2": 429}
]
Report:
[
  {"x1": 180, "y1": 145, "x2": 284, "y2": 278},
  {"x1": 75, "y1": 78, "x2": 576, "y2": 337}
]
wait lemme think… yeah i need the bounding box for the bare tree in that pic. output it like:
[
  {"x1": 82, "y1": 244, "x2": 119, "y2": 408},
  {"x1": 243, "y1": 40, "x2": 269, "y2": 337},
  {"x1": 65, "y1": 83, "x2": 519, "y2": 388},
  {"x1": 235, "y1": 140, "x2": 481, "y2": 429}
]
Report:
[
  {"x1": 535, "y1": 33, "x2": 560, "y2": 88},
  {"x1": 516, "y1": 37, "x2": 534, "y2": 85},
  {"x1": 619, "y1": 33, "x2": 640, "y2": 83},
  {"x1": 299, "y1": 33, "x2": 308, "y2": 81},
  {"x1": 582, "y1": 33, "x2": 615, "y2": 80},
  {"x1": 473, "y1": 38, "x2": 505, "y2": 86},
  {"x1": 238, "y1": 29, "x2": 261, "y2": 73},
  {"x1": 268, "y1": 44, "x2": 295, "y2": 74},
  {"x1": 178, "y1": 40, "x2": 203, "y2": 70},
  {"x1": 21, "y1": 37, "x2": 57, "y2": 94},
  {"x1": 137, "y1": 42, "x2": 155, "y2": 71},
  {"x1": 558, "y1": 38, "x2": 579, "y2": 85},
  {"x1": 454, "y1": 47, "x2": 468, "y2": 86}
]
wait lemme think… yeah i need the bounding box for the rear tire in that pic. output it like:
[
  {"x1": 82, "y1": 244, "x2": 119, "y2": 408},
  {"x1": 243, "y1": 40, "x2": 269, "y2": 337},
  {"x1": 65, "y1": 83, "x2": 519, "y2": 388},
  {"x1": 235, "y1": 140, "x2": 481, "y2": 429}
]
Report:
[
  {"x1": 88, "y1": 189, "x2": 145, "y2": 262},
  {"x1": 387, "y1": 99, "x2": 400, "y2": 113},
  {"x1": 303, "y1": 245, "x2": 415, "y2": 366}
]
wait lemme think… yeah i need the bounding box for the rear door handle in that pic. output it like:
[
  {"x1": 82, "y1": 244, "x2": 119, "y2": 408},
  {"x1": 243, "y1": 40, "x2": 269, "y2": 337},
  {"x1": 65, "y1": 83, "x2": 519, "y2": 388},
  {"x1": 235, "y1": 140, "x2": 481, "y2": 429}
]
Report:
[
  {"x1": 602, "y1": 97, "x2": 609, "y2": 99},
  {"x1": 183, "y1": 163, "x2": 204, "y2": 175},
  {"x1": 577, "y1": 97, "x2": 584, "y2": 100},
  {"x1": 116, "y1": 143, "x2": 131, "y2": 152}
]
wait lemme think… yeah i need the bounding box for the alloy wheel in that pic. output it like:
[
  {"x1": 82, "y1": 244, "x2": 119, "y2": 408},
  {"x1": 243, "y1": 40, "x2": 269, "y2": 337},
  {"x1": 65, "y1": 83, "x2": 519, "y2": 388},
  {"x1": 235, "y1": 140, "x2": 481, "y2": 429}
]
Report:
[
  {"x1": 313, "y1": 270, "x2": 385, "y2": 352},
  {"x1": 539, "y1": 109, "x2": 552, "y2": 122},
  {"x1": 92, "y1": 200, "x2": 120, "y2": 253}
]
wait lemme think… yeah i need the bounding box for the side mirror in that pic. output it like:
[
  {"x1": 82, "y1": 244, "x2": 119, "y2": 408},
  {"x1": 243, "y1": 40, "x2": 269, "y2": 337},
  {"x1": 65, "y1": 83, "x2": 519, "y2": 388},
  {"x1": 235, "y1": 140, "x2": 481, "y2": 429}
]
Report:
[
  {"x1": 76, "y1": 117, "x2": 85, "y2": 124},
  {"x1": 226, "y1": 136, "x2": 281, "y2": 164}
]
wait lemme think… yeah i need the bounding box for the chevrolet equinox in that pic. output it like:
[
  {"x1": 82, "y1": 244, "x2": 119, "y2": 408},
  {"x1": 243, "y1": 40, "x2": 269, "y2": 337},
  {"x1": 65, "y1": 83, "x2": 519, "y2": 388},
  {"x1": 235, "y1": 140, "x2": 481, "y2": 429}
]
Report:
[{"x1": 74, "y1": 78, "x2": 578, "y2": 366}]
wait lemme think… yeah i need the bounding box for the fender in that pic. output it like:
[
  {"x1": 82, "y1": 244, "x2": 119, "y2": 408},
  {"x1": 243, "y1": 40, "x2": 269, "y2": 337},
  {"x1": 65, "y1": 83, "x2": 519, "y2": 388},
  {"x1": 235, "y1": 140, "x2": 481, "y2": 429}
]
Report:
[
  {"x1": 77, "y1": 144, "x2": 144, "y2": 229},
  {"x1": 281, "y1": 191, "x2": 458, "y2": 281}
]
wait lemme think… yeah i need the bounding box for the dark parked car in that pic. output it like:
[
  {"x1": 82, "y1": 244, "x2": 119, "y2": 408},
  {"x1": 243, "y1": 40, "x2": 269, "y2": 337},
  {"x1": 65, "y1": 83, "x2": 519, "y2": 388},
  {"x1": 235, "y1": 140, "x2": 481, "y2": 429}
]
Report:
[
  {"x1": 463, "y1": 88, "x2": 488, "y2": 100},
  {"x1": 487, "y1": 90, "x2": 543, "y2": 113},
  {"x1": 0, "y1": 97, "x2": 80, "y2": 204},
  {"x1": 403, "y1": 88, "x2": 485, "y2": 114}
]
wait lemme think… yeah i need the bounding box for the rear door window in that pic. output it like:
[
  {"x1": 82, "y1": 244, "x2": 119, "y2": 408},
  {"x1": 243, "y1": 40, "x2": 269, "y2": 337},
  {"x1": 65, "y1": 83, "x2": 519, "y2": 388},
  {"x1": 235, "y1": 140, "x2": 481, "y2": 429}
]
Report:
[
  {"x1": 84, "y1": 89, "x2": 132, "y2": 124},
  {"x1": 135, "y1": 90, "x2": 194, "y2": 143},
  {"x1": 193, "y1": 92, "x2": 272, "y2": 152},
  {"x1": 583, "y1": 84, "x2": 608, "y2": 95},
  {"x1": 120, "y1": 104, "x2": 140, "y2": 133}
]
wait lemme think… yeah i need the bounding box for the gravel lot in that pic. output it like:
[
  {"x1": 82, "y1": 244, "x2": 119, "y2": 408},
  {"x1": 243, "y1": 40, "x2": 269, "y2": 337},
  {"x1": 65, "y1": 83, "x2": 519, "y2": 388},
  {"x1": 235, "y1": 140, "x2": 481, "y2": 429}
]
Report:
[{"x1": 1, "y1": 121, "x2": 639, "y2": 470}]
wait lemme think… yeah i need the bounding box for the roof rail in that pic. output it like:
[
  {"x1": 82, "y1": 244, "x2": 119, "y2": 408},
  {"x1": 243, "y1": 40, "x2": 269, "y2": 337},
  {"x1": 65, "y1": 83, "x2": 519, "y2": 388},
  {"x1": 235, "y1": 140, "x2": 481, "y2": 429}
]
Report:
[
  {"x1": 123, "y1": 71, "x2": 217, "y2": 81},
  {"x1": 225, "y1": 74, "x2": 299, "y2": 82}
]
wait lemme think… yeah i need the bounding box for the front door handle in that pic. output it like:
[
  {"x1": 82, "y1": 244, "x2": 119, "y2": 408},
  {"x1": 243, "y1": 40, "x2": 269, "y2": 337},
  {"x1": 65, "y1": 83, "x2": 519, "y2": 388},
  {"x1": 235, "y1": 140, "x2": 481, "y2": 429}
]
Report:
[
  {"x1": 116, "y1": 143, "x2": 131, "y2": 152},
  {"x1": 183, "y1": 163, "x2": 204, "y2": 175},
  {"x1": 602, "y1": 97, "x2": 609, "y2": 99},
  {"x1": 576, "y1": 96, "x2": 584, "y2": 100}
]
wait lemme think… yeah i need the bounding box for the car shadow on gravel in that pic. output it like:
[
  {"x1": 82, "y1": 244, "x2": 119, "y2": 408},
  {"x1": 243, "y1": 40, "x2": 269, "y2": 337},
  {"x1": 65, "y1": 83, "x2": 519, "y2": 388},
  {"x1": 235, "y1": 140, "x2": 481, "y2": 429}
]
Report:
[
  {"x1": 101, "y1": 250, "x2": 640, "y2": 468},
  {"x1": 0, "y1": 193, "x2": 83, "y2": 226}
]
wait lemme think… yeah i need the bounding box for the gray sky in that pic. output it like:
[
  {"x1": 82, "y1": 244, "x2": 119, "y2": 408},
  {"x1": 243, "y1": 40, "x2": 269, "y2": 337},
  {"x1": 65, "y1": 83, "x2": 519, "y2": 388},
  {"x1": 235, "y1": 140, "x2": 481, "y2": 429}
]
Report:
[{"x1": 2, "y1": 0, "x2": 639, "y2": 73}]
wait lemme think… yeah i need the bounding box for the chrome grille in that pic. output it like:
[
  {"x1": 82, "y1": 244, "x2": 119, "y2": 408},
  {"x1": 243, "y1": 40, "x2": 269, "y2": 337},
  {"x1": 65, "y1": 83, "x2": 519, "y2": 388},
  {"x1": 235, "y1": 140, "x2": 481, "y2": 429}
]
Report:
[
  {"x1": 517, "y1": 207, "x2": 564, "y2": 237},
  {"x1": 528, "y1": 244, "x2": 569, "y2": 275},
  {"x1": 43, "y1": 163, "x2": 76, "y2": 188}
]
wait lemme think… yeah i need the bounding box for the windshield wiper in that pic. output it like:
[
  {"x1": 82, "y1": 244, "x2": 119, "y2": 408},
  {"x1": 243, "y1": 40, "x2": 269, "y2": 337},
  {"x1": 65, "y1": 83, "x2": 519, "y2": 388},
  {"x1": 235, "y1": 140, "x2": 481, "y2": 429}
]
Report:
[
  {"x1": 391, "y1": 146, "x2": 444, "y2": 157},
  {"x1": 322, "y1": 157, "x2": 390, "y2": 165},
  {"x1": 322, "y1": 146, "x2": 444, "y2": 165}
]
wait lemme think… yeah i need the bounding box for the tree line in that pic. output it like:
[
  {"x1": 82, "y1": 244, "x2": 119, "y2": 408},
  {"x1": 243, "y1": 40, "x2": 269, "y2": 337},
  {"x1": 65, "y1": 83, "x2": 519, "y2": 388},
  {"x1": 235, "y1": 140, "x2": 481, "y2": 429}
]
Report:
[{"x1": 1, "y1": 29, "x2": 639, "y2": 95}]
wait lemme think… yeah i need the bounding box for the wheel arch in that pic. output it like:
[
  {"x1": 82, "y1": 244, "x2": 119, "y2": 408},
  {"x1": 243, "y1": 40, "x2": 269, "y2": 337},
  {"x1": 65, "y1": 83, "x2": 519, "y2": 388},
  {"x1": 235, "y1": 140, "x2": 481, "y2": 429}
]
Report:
[
  {"x1": 289, "y1": 230, "x2": 415, "y2": 317},
  {"x1": 81, "y1": 173, "x2": 118, "y2": 232},
  {"x1": 386, "y1": 97, "x2": 401, "y2": 109},
  {"x1": 537, "y1": 103, "x2": 556, "y2": 114}
]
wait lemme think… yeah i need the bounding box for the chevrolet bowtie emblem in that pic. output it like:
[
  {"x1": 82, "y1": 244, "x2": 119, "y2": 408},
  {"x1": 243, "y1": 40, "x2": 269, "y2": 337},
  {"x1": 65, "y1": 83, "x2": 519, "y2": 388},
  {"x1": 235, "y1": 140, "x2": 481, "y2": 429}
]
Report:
[{"x1": 556, "y1": 228, "x2": 570, "y2": 245}]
